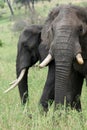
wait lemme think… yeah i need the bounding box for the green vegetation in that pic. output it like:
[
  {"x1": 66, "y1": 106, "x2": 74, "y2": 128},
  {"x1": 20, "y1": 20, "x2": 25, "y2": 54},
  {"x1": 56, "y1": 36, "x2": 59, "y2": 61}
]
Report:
[
  {"x1": 0, "y1": 0, "x2": 87, "y2": 130},
  {"x1": 0, "y1": 39, "x2": 4, "y2": 47},
  {"x1": 80, "y1": 2, "x2": 87, "y2": 7},
  {"x1": 0, "y1": 0, "x2": 4, "y2": 8}
]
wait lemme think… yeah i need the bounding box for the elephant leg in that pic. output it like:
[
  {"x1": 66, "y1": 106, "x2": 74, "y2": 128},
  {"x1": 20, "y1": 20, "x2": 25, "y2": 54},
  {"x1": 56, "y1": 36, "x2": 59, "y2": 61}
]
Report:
[
  {"x1": 73, "y1": 96, "x2": 82, "y2": 112},
  {"x1": 70, "y1": 70, "x2": 84, "y2": 111},
  {"x1": 65, "y1": 69, "x2": 84, "y2": 111},
  {"x1": 40, "y1": 61, "x2": 55, "y2": 112}
]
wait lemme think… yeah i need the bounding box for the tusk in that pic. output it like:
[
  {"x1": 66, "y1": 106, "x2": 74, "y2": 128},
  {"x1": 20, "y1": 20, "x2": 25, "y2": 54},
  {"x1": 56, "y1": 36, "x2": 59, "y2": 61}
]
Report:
[
  {"x1": 39, "y1": 54, "x2": 52, "y2": 68},
  {"x1": 9, "y1": 80, "x2": 17, "y2": 85},
  {"x1": 4, "y1": 69, "x2": 26, "y2": 93},
  {"x1": 76, "y1": 53, "x2": 84, "y2": 65}
]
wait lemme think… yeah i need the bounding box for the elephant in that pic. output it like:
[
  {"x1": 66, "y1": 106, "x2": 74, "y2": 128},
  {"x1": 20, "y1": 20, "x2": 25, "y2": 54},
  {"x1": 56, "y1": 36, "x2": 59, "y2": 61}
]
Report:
[
  {"x1": 39, "y1": 4, "x2": 87, "y2": 111},
  {"x1": 15, "y1": 25, "x2": 43, "y2": 104},
  {"x1": 4, "y1": 25, "x2": 43, "y2": 103},
  {"x1": 4, "y1": 4, "x2": 87, "y2": 111},
  {"x1": 5, "y1": 24, "x2": 55, "y2": 107}
]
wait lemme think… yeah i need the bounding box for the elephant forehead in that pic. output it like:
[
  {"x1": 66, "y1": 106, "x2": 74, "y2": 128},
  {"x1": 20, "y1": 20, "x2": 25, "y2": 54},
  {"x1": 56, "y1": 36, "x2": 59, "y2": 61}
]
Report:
[
  {"x1": 41, "y1": 4, "x2": 87, "y2": 45},
  {"x1": 53, "y1": 10, "x2": 80, "y2": 27}
]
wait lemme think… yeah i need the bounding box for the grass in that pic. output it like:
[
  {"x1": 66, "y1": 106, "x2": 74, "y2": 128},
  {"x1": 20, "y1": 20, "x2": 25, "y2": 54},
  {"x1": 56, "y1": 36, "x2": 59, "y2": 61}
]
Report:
[{"x1": 0, "y1": 0, "x2": 87, "y2": 130}]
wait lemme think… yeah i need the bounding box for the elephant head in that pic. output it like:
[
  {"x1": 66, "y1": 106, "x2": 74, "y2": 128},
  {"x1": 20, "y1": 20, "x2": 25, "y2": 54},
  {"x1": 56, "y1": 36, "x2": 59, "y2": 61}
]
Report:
[
  {"x1": 39, "y1": 4, "x2": 87, "y2": 107},
  {"x1": 4, "y1": 25, "x2": 42, "y2": 104}
]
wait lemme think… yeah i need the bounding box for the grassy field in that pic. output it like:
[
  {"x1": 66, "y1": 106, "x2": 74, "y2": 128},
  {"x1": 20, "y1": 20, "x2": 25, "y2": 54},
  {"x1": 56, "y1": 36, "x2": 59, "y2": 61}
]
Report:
[{"x1": 0, "y1": 0, "x2": 87, "y2": 130}]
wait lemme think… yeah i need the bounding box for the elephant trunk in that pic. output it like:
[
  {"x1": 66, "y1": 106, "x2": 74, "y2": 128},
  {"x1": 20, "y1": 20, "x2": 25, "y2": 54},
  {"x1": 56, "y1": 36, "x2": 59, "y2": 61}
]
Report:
[
  {"x1": 54, "y1": 44, "x2": 73, "y2": 105},
  {"x1": 16, "y1": 55, "x2": 29, "y2": 104},
  {"x1": 55, "y1": 56, "x2": 72, "y2": 105},
  {"x1": 53, "y1": 26, "x2": 82, "y2": 106}
]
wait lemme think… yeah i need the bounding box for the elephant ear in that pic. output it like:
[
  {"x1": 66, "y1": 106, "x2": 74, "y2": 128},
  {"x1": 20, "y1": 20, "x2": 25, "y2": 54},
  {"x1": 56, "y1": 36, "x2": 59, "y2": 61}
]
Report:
[
  {"x1": 75, "y1": 6, "x2": 87, "y2": 60},
  {"x1": 73, "y1": 5, "x2": 87, "y2": 35},
  {"x1": 41, "y1": 6, "x2": 60, "y2": 49}
]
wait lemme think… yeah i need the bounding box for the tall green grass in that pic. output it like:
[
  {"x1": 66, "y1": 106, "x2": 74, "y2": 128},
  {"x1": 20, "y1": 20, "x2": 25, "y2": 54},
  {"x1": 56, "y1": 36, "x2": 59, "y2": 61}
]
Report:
[{"x1": 0, "y1": 0, "x2": 87, "y2": 130}]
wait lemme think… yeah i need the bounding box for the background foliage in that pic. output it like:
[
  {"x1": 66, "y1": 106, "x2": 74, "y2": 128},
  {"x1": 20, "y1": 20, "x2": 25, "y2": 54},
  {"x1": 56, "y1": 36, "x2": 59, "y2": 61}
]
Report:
[
  {"x1": 0, "y1": 0, "x2": 4, "y2": 8},
  {"x1": 0, "y1": 0, "x2": 87, "y2": 130}
]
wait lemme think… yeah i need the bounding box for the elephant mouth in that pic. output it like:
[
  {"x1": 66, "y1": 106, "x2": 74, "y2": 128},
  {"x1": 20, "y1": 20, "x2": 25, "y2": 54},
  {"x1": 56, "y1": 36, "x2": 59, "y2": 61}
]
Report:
[{"x1": 39, "y1": 52, "x2": 84, "y2": 68}]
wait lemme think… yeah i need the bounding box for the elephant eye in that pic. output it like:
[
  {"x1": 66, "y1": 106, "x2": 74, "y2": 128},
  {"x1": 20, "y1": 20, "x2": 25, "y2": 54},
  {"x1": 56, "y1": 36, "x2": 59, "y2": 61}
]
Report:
[
  {"x1": 78, "y1": 25, "x2": 84, "y2": 35},
  {"x1": 79, "y1": 26, "x2": 83, "y2": 32}
]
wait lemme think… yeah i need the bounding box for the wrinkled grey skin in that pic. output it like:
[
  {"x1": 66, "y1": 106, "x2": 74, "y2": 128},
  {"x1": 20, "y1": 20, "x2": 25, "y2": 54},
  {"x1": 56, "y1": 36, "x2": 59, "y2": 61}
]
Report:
[
  {"x1": 39, "y1": 4, "x2": 87, "y2": 111},
  {"x1": 16, "y1": 4, "x2": 87, "y2": 111}
]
